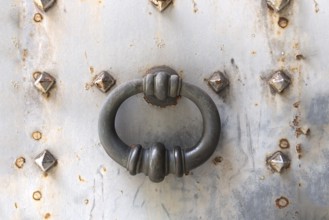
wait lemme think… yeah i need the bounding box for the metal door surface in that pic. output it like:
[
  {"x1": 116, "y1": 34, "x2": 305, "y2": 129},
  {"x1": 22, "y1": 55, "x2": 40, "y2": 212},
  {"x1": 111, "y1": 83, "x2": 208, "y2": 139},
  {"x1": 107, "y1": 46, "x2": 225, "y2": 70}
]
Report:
[{"x1": 1, "y1": 0, "x2": 329, "y2": 219}]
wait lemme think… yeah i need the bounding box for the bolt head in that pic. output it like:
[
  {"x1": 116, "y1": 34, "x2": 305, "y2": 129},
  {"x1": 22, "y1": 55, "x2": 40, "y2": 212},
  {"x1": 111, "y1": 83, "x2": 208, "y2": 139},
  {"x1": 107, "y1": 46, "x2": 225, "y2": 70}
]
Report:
[
  {"x1": 150, "y1": 0, "x2": 173, "y2": 12},
  {"x1": 34, "y1": 72, "x2": 56, "y2": 93},
  {"x1": 35, "y1": 150, "x2": 57, "y2": 172},
  {"x1": 267, "y1": 151, "x2": 290, "y2": 173},
  {"x1": 268, "y1": 70, "x2": 291, "y2": 93},
  {"x1": 34, "y1": 0, "x2": 56, "y2": 12},
  {"x1": 94, "y1": 71, "x2": 116, "y2": 93},
  {"x1": 267, "y1": 0, "x2": 290, "y2": 12},
  {"x1": 207, "y1": 71, "x2": 229, "y2": 93}
]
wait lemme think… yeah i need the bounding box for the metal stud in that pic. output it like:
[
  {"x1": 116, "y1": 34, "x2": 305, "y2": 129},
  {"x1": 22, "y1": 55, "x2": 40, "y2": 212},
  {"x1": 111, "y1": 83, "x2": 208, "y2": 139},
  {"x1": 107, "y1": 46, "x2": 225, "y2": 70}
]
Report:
[
  {"x1": 35, "y1": 150, "x2": 57, "y2": 172},
  {"x1": 268, "y1": 70, "x2": 291, "y2": 93},
  {"x1": 94, "y1": 71, "x2": 116, "y2": 93},
  {"x1": 34, "y1": 0, "x2": 56, "y2": 12},
  {"x1": 267, "y1": 151, "x2": 290, "y2": 173},
  {"x1": 266, "y1": 0, "x2": 290, "y2": 12},
  {"x1": 150, "y1": 0, "x2": 173, "y2": 12},
  {"x1": 34, "y1": 72, "x2": 56, "y2": 93},
  {"x1": 207, "y1": 71, "x2": 229, "y2": 93}
]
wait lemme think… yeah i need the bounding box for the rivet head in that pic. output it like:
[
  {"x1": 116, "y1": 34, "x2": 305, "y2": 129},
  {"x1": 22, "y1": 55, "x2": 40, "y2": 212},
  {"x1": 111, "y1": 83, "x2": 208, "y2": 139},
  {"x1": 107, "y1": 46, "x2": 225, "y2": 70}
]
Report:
[
  {"x1": 94, "y1": 71, "x2": 116, "y2": 93},
  {"x1": 267, "y1": 151, "x2": 290, "y2": 173},
  {"x1": 207, "y1": 71, "x2": 229, "y2": 93},
  {"x1": 268, "y1": 70, "x2": 291, "y2": 93},
  {"x1": 150, "y1": 0, "x2": 173, "y2": 12},
  {"x1": 34, "y1": 72, "x2": 56, "y2": 93},
  {"x1": 35, "y1": 150, "x2": 57, "y2": 172},
  {"x1": 267, "y1": 0, "x2": 290, "y2": 12},
  {"x1": 34, "y1": 0, "x2": 56, "y2": 12}
]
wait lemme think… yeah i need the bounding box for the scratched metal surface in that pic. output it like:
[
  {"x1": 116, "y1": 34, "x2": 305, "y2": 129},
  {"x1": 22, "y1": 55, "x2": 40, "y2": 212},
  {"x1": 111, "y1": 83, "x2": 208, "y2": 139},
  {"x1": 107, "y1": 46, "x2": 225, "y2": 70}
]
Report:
[{"x1": 1, "y1": 0, "x2": 329, "y2": 219}]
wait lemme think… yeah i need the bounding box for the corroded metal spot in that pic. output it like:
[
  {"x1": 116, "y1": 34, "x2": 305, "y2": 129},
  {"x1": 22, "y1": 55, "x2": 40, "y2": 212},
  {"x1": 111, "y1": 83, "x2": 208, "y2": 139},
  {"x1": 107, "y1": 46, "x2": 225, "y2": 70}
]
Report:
[
  {"x1": 278, "y1": 17, "x2": 289, "y2": 28},
  {"x1": 34, "y1": 0, "x2": 56, "y2": 12},
  {"x1": 267, "y1": 0, "x2": 290, "y2": 12},
  {"x1": 268, "y1": 70, "x2": 291, "y2": 93},
  {"x1": 32, "y1": 131, "x2": 42, "y2": 140},
  {"x1": 35, "y1": 150, "x2": 57, "y2": 172},
  {"x1": 275, "y1": 196, "x2": 289, "y2": 209},
  {"x1": 94, "y1": 71, "x2": 116, "y2": 93},
  {"x1": 34, "y1": 72, "x2": 56, "y2": 93},
  {"x1": 207, "y1": 71, "x2": 229, "y2": 93},
  {"x1": 15, "y1": 157, "x2": 26, "y2": 169},
  {"x1": 32, "y1": 191, "x2": 42, "y2": 201},
  {"x1": 150, "y1": 0, "x2": 173, "y2": 12},
  {"x1": 279, "y1": 138, "x2": 289, "y2": 149},
  {"x1": 267, "y1": 151, "x2": 290, "y2": 173},
  {"x1": 33, "y1": 13, "x2": 43, "y2": 22}
]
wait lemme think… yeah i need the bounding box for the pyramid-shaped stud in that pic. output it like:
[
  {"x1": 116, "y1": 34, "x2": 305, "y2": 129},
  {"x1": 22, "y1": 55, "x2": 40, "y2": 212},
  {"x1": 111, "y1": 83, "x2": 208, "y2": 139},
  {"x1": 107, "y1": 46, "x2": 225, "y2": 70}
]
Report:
[
  {"x1": 268, "y1": 70, "x2": 291, "y2": 93},
  {"x1": 267, "y1": 151, "x2": 290, "y2": 173},
  {"x1": 94, "y1": 71, "x2": 116, "y2": 93},
  {"x1": 150, "y1": 0, "x2": 173, "y2": 12},
  {"x1": 34, "y1": 0, "x2": 56, "y2": 12},
  {"x1": 34, "y1": 72, "x2": 56, "y2": 93},
  {"x1": 35, "y1": 150, "x2": 57, "y2": 172},
  {"x1": 267, "y1": 0, "x2": 290, "y2": 12},
  {"x1": 207, "y1": 71, "x2": 229, "y2": 93}
]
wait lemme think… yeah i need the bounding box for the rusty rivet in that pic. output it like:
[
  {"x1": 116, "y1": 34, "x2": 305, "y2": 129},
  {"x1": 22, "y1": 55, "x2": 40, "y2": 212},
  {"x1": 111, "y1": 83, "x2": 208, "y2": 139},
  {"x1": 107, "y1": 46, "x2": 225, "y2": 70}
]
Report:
[
  {"x1": 33, "y1": 13, "x2": 43, "y2": 22},
  {"x1": 32, "y1": 131, "x2": 42, "y2": 140},
  {"x1": 268, "y1": 70, "x2": 291, "y2": 93},
  {"x1": 267, "y1": 0, "x2": 290, "y2": 12},
  {"x1": 94, "y1": 71, "x2": 116, "y2": 93},
  {"x1": 212, "y1": 156, "x2": 223, "y2": 165},
  {"x1": 267, "y1": 151, "x2": 290, "y2": 173},
  {"x1": 15, "y1": 157, "x2": 26, "y2": 169},
  {"x1": 34, "y1": 0, "x2": 56, "y2": 12},
  {"x1": 207, "y1": 71, "x2": 229, "y2": 93},
  {"x1": 278, "y1": 17, "x2": 289, "y2": 28},
  {"x1": 279, "y1": 138, "x2": 289, "y2": 149},
  {"x1": 150, "y1": 0, "x2": 173, "y2": 12},
  {"x1": 33, "y1": 191, "x2": 42, "y2": 201},
  {"x1": 34, "y1": 72, "x2": 56, "y2": 93},
  {"x1": 275, "y1": 196, "x2": 289, "y2": 209},
  {"x1": 35, "y1": 150, "x2": 57, "y2": 172}
]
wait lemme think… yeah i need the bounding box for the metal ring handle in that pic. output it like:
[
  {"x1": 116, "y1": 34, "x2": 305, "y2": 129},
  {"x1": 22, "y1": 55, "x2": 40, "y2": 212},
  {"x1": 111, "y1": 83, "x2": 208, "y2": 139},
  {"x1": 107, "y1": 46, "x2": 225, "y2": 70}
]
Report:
[{"x1": 98, "y1": 67, "x2": 221, "y2": 182}]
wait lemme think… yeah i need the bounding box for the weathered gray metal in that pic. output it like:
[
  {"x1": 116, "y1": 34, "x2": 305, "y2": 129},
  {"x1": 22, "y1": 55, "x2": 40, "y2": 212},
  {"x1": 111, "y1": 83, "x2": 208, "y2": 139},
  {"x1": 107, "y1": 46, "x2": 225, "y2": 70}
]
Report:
[{"x1": 98, "y1": 67, "x2": 221, "y2": 182}]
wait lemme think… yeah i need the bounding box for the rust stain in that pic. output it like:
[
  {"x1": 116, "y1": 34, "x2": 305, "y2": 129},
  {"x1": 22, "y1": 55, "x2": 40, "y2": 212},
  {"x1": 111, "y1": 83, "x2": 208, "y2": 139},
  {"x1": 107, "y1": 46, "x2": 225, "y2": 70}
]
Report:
[
  {"x1": 279, "y1": 139, "x2": 289, "y2": 149},
  {"x1": 212, "y1": 156, "x2": 223, "y2": 165},
  {"x1": 293, "y1": 101, "x2": 300, "y2": 108},
  {"x1": 278, "y1": 17, "x2": 289, "y2": 28},
  {"x1": 275, "y1": 196, "x2": 289, "y2": 209},
  {"x1": 15, "y1": 157, "x2": 26, "y2": 169},
  {"x1": 33, "y1": 191, "x2": 42, "y2": 201},
  {"x1": 296, "y1": 126, "x2": 310, "y2": 137},
  {"x1": 292, "y1": 115, "x2": 300, "y2": 127},
  {"x1": 44, "y1": 213, "x2": 51, "y2": 219},
  {"x1": 296, "y1": 54, "x2": 305, "y2": 60},
  {"x1": 192, "y1": 0, "x2": 198, "y2": 13},
  {"x1": 33, "y1": 13, "x2": 43, "y2": 22},
  {"x1": 14, "y1": 203, "x2": 18, "y2": 209},
  {"x1": 32, "y1": 131, "x2": 42, "y2": 140},
  {"x1": 313, "y1": 0, "x2": 320, "y2": 13},
  {"x1": 78, "y1": 175, "x2": 86, "y2": 182},
  {"x1": 89, "y1": 66, "x2": 94, "y2": 74},
  {"x1": 296, "y1": 144, "x2": 302, "y2": 159},
  {"x1": 22, "y1": 49, "x2": 28, "y2": 61}
]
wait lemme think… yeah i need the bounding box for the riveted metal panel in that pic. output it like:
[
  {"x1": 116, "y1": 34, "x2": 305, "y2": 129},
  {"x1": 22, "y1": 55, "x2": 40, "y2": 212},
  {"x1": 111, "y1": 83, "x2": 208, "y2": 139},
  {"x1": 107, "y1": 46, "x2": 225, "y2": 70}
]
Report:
[{"x1": 1, "y1": 0, "x2": 329, "y2": 219}]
